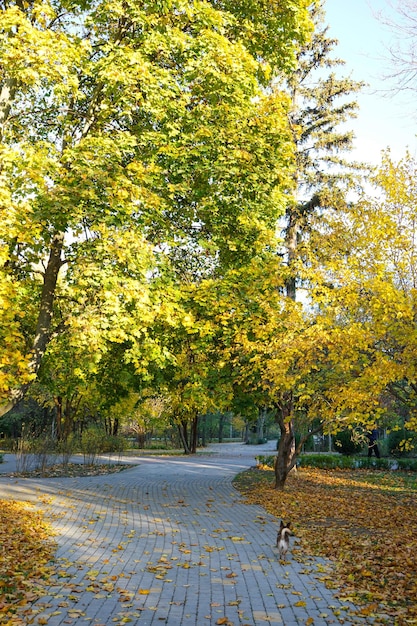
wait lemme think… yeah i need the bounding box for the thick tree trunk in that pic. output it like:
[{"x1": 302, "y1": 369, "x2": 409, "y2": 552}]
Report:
[
  {"x1": 200, "y1": 413, "x2": 207, "y2": 447},
  {"x1": 274, "y1": 419, "x2": 296, "y2": 490},
  {"x1": 243, "y1": 421, "x2": 249, "y2": 444},
  {"x1": 257, "y1": 408, "x2": 266, "y2": 441},
  {"x1": 29, "y1": 232, "x2": 64, "y2": 373},
  {"x1": 63, "y1": 398, "x2": 74, "y2": 441},
  {"x1": 273, "y1": 395, "x2": 296, "y2": 490}
]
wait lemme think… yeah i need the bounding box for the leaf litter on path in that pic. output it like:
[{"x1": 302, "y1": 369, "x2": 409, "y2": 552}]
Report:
[{"x1": 234, "y1": 466, "x2": 417, "y2": 625}]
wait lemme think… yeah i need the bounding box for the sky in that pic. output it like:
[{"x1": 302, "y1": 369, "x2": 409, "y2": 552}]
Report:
[{"x1": 324, "y1": 0, "x2": 417, "y2": 165}]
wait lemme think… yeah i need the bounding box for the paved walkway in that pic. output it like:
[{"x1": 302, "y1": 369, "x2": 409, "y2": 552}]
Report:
[{"x1": 0, "y1": 443, "x2": 367, "y2": 625}]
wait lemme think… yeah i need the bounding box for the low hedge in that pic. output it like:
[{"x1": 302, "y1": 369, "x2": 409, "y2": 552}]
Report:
[{"x1": 255, "y1": 453, "x2": 417, "y2": 472}]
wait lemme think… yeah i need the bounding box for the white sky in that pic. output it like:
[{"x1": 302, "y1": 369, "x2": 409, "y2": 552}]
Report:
[{"x1": 324, "y1": 0, "x2": 417, "y2": 164}]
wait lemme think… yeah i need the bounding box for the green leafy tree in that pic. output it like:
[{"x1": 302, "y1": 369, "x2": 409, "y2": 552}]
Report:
[{"x1": 0, "y1": 0, "x2": 313, "y2": 417}]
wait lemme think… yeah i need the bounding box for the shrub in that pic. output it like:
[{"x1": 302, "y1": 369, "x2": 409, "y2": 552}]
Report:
[
  {"x1": 298, "y1": 453, "x2": 354, "y2": 469},
  {"x1": 355, "y1": 457, "x2": 391, "y2": 470},
  {"x1": 58, "y1": 433, "x2": 78, "y2": 467},
  {"x1": 80, "y1": 426, "x2": 105, "y2": 465},
  {"x1": 255, "y1": 452, "x2": 417, "y2": 472},
  {"x1": 101, "y1": 435, "x2": 128, "y2": 461},
  {"x1": 387, "y1": 429, "x2": 417, "y2": 456},
  {"x1": 15, "y1": 427, "x2": 57, "y2": 474},
  {"x1": 396, "y1": 458, "x2": 417, "y2": 471},
  {"x1": 0, "y1": 438, "x2": 16, "y2": 451},
  {"x1": 255, "y1": 455, "x2": 275, "y2": 469},
  {"x1": 333, "y1": 431, "x2": 362, "y2": 456}
]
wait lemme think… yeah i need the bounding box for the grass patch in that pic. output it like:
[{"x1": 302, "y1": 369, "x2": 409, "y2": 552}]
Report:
[{"x1": 234, "y1": 466, "x2": 417, "y2": 624}]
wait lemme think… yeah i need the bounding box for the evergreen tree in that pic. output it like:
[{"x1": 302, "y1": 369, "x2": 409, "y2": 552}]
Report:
[{"x1": 284, "y1": 1, "x2": 364, "y2": 300}]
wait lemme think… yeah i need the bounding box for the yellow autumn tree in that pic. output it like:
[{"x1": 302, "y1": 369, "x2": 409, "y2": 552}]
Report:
[{"x1": 305, "y1": 150, "x2": 417, "y2": 445}]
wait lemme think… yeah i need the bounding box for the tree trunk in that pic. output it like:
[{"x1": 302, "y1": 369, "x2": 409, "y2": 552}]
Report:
[
  {"x1": 190, "y1": 413, "x2": 199, "y2": 454},
  {"x1": 55, "y1": 396, "x2": 63, "y2": 440},
  {"x1": 257, "y1": 408, "x2": 266, "y2": 442},
  {"x1": 218, "y1": 413, "x2": 225, "y2": 443},
  {"x1": 0, "y1": 77, "x2": 18, "y2": 142},
  {"x1": 274, "y1": 418, "x2": 296, "y2": 490},
  {"x1": 284, "y1": 209, "x2": 299, "y2": 301},
  {"x1": 63, "y1": 398, "x2": 74, "y2": 441},
  {"x1": 274, "y1": 395, "x2": 296, "y2": 490},
  {"x1": 243, "y1": 421, "x2": 249, "y2": 444},
  {"x1": 200, "y1": 413, "x2": 207, "y2": 447},
  {"x1": 29, "y1": 232, "x2": 64, "y2": 373},
  {"x1": 178, "y1": 420, "x2": 191, "y2": 454}
]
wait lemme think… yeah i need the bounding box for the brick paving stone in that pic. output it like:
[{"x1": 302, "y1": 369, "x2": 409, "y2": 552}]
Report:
[{"x1": 0, "y1": 442, "x2": 370, "y2": 625}]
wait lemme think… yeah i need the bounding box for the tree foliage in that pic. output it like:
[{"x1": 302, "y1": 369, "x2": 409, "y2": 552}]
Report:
[
  {"x1": 306, "y1": 152, "x2": 417, "y2": 438},
  {"x1": 0, "y1": 0, "x2": 313, "y2": 415}
]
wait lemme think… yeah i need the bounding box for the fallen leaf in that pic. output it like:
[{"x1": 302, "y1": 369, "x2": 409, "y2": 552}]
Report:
[{"x1": 234, "y1": 467, "x2": 417, "y2": 623}]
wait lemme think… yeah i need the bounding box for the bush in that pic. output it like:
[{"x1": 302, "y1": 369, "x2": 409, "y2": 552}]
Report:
[
  {"x1": 101, "y1": 435, "x2": 128, "y2": 459},
  {"x1": 298, "y1": 453, "x2": 354, "y2": 469},
  {"x1": 15, "y1": 427, "x2": 57, "y2": 474},
  {"x1": 255, "y1": 452, "x2": 417, "y2": 471},
  {"x1": 396, "y1": 457, "x2": 417, "y2": 471},
  {"x1": 255, "y1": 455, "x2": 275, "y2": 469},
  {"x1": 80, "y1": 426, "x2": 105, "y2": 465},
  {"x1": 355, "y1": 457, "x2": 391, "y2": 470},
  {"x1": 333, "y1": 431, "x2": 363, "y2": 456},
  {"x1": 58, "y1": 433, "x2": 78, "y2": 467},
  {"x1": 0, "y1": 438, "x2": 17, "y2": 451},
  {"x1": 387, "y1": 429, "x2": 417, "y2": 456}
]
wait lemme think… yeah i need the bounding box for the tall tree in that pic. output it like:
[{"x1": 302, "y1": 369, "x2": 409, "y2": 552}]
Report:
[
  {"x1": 272, "y1": 1, "x2": 364, "y2": 488},
  {"x1": 0, "y1": 0, "x2": 313, "y2": 416}
]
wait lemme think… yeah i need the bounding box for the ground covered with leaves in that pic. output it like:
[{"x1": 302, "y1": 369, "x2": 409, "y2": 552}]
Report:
[
  {"x1": 7, "y1": 463, "x2": 134, "y2": 479},
  {"x1": 0, "y1": 463, "x2": 134, "y2": 624},
  {"x1": 0, "y1": 500, "x2": 56, "y2": 625},
  {"x1": 234, "y1": 467, "x2": 417, "y2": 625}
]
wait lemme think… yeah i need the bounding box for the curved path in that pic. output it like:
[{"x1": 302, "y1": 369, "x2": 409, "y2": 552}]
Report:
[{"x1": 0, "y1": 443, "x2": 368, "y2": 625}]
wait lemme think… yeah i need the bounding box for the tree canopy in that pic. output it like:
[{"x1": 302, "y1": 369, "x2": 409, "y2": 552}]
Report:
[{"x1": 0, "y1": 0, "x2": 313, "y2": 414}]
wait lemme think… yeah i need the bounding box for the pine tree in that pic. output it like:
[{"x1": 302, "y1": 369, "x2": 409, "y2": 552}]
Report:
[{"x1": 284, "y1": 1, "x2": 364, "y2": 300}]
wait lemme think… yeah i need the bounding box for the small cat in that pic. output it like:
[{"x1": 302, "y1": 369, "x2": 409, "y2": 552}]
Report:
[{"x1": 276, "y1": 520, "x2": 291, "y2": 559}]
